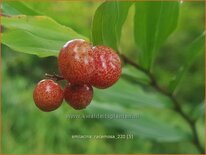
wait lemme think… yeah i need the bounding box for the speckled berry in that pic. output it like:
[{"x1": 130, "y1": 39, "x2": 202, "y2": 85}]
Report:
[
  {"x1": 33, "y1": 79, "x2": 63, "y2": 112},
  {"x1": 64, "y1": 83, "x2": 93, "y2": 110},
  {"x1": 58, "y1": 39, "x2": 95, "y2": 85},
  {"x1": 90, "y1": 46, "x2": 121, "y2": 89}
]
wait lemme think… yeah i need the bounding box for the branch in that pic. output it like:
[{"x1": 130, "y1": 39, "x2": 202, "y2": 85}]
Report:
[
  {"x1": 43, "y1": 54, "x2": 204, "y2": 153},
  {"x1": 120, "y1": 53, "x2": 204, "y2": 153}
]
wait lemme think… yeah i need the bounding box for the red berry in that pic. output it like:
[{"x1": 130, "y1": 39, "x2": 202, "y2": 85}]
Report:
[
  {"x1": 90, "y1": 46, "x2": 122, "y2": 89},
  {"x1": 33, "y1": 79, "x2": 63, "y2": 112},
  {"x1": 58, "y1": 39, "x2": 95, "y2": 85},
  {"x1": 64, "y1": 84, "x2": 93, "y2": 110}
]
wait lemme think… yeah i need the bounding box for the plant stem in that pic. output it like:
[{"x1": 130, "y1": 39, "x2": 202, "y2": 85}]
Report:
[
  {"x1": 45, "y1": 73, "x2": 64, "y2": 81},
  {"x1": 120, "y1": 54, "x2": 204, "y2": 153}
]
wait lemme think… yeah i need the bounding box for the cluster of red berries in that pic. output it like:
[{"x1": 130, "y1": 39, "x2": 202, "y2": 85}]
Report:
[{"x1": 33, "y1": 39, "x2": 122, "y2": 112}]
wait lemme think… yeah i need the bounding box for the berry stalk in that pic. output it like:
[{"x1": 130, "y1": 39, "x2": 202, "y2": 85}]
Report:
[{"x1": 45, "y1": 73, "x2": 64, "y2": 81}]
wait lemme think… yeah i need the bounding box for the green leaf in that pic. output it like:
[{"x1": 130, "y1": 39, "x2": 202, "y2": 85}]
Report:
[
  {"x1": 121, "y1": 66, "x2": 150, "y2": 86},
  {"x1": 92, "y1": 1, "x2": 133, "y2": 50},
  {"x1": 169, "y1": 32, "x2": 205, "y2": 93},
  {"x1": 2, "y1": 15, "x2": 88, "y2": 57},
  {"x1": 87, "y1": 102, "x2": 189, "y2": 142},
  {"x1": 90, "y1": 79, "x2": 190, "y2": 142},
  {"x1": 2, "y1": 30, "x2": 64, "y2": 57},
  {"x1": 2, "y1": 1, "x2": 41, "y2": 15},
  {"x1": 134, "y1": 1, "x2": 179, "y2": 69},
  {"x1": 94, "y1": 79, "x2": 173, "y2": 109}
]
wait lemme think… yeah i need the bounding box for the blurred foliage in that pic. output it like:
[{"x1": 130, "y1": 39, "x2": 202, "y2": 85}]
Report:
[{"x1": 1, "y1": 1, "x2": 205, "y2": 154}]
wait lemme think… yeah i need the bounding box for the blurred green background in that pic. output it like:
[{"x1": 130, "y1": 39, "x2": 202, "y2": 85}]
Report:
[{"x1": 1, "y1": 1, "x2": 205, "y2": 154}]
